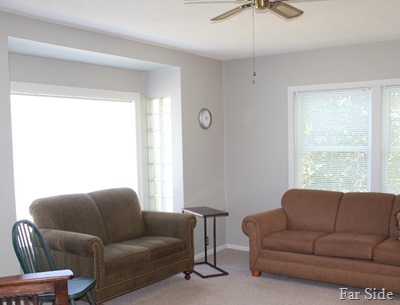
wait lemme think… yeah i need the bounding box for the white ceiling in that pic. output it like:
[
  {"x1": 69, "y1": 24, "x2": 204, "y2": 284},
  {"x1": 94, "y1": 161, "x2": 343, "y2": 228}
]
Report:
[{"x1": 1, "y1": 0, "x2": 400, "y2": 61}]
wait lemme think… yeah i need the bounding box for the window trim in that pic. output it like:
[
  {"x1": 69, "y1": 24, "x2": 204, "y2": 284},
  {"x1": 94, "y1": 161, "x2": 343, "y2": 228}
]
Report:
[{"x1": 288, "y1": 78, "x2": 400, "y2": 192}]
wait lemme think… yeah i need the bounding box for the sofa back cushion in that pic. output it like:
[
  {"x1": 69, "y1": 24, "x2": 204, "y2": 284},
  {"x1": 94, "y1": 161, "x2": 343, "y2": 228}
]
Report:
[
  {"x1": 335, "y1": 192, "x2": 395, "y2": 236},
  {"x1": 30, "y1": 193, "x2": 108, "y2": 243},
  {"x1": 89, "y1": 188, "x2": 145, "y2": 243},
  {"x1": 281, "y1": 189, "x2": 343, "y2": 232}
]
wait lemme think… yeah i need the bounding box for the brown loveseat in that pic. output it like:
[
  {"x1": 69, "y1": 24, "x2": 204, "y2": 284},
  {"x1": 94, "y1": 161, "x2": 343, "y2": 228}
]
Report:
[
  {"x1": 29, "y1": 188, "x2": 197, "y2": 304},
  {"x1": 242, "y1": 189, "x2": 400, "y2": 294}
]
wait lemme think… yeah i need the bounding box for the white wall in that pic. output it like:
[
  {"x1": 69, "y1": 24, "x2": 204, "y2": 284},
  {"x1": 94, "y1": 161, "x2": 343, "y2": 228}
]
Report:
[
  {"x1": 0, "y1": 11, "x2": 225, "y2": 276},
  {"x1": 224, "y1": 39, "x2": 400, "y2": 248}
]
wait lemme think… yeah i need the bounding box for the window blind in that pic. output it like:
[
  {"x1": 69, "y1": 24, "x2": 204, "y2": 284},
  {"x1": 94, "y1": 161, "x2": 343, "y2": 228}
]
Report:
[
  {"x1": 294, "y1": 88, "x2": 371, "y2": 192},
  {"x1": 382, "y1": 86, "x2": 400, "y2": 194}
]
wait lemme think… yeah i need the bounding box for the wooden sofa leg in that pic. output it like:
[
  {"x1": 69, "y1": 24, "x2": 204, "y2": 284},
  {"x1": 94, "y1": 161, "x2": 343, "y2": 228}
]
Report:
[
  {"x1": 251, "y1": 270, "x2": 262, "y2": 277},
  {"x1": 183, "y1": 268, "x2": 193, "y2": 280}
]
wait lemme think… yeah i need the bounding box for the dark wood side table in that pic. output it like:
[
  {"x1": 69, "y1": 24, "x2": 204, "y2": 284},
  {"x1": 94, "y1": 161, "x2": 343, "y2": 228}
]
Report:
[{"x1": 182, "y1": 206, "x2": 229, "y2": 278}]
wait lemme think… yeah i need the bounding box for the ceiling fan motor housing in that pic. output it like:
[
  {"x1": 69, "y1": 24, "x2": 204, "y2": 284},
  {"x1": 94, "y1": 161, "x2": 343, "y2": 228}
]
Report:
[{"x1": 255, "y1": 0, "x2": 270, "y2": 10}]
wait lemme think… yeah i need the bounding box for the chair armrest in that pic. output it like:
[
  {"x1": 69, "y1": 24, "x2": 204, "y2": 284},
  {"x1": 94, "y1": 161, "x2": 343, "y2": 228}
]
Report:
[
  {"x1": 242, "y1": 208, "x2": 287, "y2": 269},
  {"x1": 40, "y1": 229, "x2": 104, "y2": 285},
  {"x1": 0, "y1": 270, "x2": 73, "y2": 286},
  {"x1": 0, "y1": 270, "x2": 73, "y2": 305}
]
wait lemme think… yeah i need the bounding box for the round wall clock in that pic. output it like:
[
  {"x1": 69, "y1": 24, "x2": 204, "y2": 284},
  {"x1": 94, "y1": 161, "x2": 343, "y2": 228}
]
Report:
[{"x1": 198, "y1": 108, "x2": 212, "y2": 129}]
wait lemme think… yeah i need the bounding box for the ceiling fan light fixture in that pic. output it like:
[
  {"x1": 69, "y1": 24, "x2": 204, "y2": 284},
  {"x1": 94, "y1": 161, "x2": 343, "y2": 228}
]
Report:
[{"x1": 269, "y1": 2, "x2": 304, "y2": 19}]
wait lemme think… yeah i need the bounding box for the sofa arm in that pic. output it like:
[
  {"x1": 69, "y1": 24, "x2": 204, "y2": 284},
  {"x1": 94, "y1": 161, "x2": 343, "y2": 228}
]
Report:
[
  {"x1": 41, "y1": 229, "x2": 103, "y2": 256},
  {"x1": 142, "y1": 211, "x2": 197, "y2": 254},
  {"x1": 40, "y1": 229, "x2": 105, "y2": 286},
  {"x1": 242, "y1": 208, "x2": 287, "y2": 237},
  {"x1": 242, "y1": 208, "x2": 287, "y2": 272},
  {"x1": 142, "y1": 211, "x2": 197, "y2": 238}
]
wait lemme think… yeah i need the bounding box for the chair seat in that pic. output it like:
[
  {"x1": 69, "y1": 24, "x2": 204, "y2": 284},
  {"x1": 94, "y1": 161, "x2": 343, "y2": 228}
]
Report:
[{"x1": 68, "y1": 278, "x2": 97, "y2": 299}]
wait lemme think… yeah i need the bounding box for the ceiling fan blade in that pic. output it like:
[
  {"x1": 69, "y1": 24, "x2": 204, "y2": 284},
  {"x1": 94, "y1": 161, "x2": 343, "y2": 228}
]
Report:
[
  {"x1": 283, "y1": 0, "x2": 330, "y2": 3},
  {"x1": 269, "y1": 1, "x2": 303, "y2": 19},
  {"x1": 211, "y1": 3, "x2": 253, "y2": 21}
]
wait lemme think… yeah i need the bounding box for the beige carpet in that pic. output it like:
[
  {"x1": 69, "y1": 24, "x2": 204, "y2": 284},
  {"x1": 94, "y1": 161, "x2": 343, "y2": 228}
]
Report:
[{"x1": 97, "y1": 249, "x2": 400, "y2": 305}]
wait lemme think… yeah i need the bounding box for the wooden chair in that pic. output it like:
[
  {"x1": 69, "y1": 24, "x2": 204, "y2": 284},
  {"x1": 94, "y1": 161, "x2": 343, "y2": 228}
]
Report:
[
  {"x1": 0, "y1": 269, "x2": 72, "y2": 305},
  {"x1": 12, "y1": 220, "x2": 96, "y2": 305}
]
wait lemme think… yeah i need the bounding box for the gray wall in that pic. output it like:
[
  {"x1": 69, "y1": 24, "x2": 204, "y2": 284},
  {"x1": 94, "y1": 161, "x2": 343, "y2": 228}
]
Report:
[
  {"x1": 0, "y1": 11, "x2": 224, "y2": 276},
  {"x1": 224, "y1": 40, "x2": 400, "y2": 248}
]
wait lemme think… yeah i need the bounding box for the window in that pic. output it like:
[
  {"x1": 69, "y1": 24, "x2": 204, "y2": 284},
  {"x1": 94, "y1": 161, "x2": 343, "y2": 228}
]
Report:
[
  {"x1": 288, "y1": 79, "x2": 400, "y2": 194},
  {"x1": 11, "y1": 83, "x2": 140, "y2": 220},
  {"x1": 146, "y1": 97, "x2": 173, "y2": 212},
  {"x1": 382, "y1": 85, "x2": 400, "y2": 194}
]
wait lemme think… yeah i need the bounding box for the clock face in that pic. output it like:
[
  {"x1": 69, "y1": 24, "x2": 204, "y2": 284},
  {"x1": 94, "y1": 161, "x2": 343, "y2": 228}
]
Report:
[{"x1": 199, "y1": 108, "x2": 212, "y2": 129}]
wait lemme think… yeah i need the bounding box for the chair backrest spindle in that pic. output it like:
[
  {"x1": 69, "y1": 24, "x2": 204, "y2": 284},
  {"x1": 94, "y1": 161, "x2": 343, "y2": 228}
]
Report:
[{"x1": 12, "y1": 220, "x2": 56, "y2": 274}]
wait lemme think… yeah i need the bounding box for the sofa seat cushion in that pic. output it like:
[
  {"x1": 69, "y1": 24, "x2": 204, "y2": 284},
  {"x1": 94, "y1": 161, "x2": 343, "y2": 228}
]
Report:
[
  {"x1": 104, "y1": 243, "x2": 151, "y2": 285},
  {"x1": 262, "y1": 230, "x2": 328, "y2": 254},
  {"x1": 315, "y1": 233, "x2": 386, "y2": 259},
  {"x1": 119, "y1": 236, "x2": 186, "y2": 260},
  {"x1": 373, "y1": 238, "x2": 400, "y2": 266}
]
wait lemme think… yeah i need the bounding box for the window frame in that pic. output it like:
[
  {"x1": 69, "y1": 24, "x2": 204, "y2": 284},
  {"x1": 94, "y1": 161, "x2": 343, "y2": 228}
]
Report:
[{"x1": 288, "y1": 78, "x2": 400, "y2": 193}]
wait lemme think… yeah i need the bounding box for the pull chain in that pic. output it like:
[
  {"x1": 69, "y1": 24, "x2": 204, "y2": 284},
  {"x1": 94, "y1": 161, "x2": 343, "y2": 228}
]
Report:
[{"x1": 252, "y1": 8, "x2": 256, "y2": 84}]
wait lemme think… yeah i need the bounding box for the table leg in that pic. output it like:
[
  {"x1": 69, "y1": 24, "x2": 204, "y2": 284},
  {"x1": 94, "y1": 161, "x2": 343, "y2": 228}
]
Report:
[
  {"x1": 204, "y1": 217, "x2": 208, "y2": 264},
  {"x1": 213, "y1": 216, "x2": 216, "y2": 266}
]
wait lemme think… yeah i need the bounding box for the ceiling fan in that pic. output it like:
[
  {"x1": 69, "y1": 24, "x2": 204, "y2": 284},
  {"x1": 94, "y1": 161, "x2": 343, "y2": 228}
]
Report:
[
  {"x1": 184, "y1": 0, "x2": 306, "y2": 21},
  {"x1": 184, "y1": 0, "x2": 322, "y2": 83}
]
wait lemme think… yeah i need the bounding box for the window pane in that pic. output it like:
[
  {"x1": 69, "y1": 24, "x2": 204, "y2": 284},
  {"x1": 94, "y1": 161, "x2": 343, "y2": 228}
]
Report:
[
  {"x1": 295, "y1": 89, "x2": 370, "y2": 192},
  {"x1": 301, "y1": 152, "x2": 368, "y2": 192},
  {"x1": 387, "y1": 152, "x2": 400, "y2": 193},
  {"x1": 147, "y1": 97, "x2": 173, "y2": 212},
  {"x1": 11, "y1": 93, "x2": 138, "y2": 220},
  {"x1": 300, "y1": 90, "x2": 369, "y2": 147},
  {"x1": 382, "y1": 86, "x2": 400, "y2": 194}
]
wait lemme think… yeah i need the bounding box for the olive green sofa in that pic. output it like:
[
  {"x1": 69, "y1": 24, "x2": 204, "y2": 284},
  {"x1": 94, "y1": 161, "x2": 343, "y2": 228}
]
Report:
[{"x1": 29, "y1": 188, "x2": 197, "y2": 304}]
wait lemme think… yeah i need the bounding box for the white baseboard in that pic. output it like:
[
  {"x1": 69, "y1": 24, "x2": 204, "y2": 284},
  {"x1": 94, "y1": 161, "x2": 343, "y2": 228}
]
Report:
[
  {"x1": 226, "y1": 244, "x2": 249, "y2": 252},
  {"x1": 194, "y1": 244, "x2": 227, "y2": 260},
  {"x1": 195, "y1": 244, "x2": 248, "y2": 260}
]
